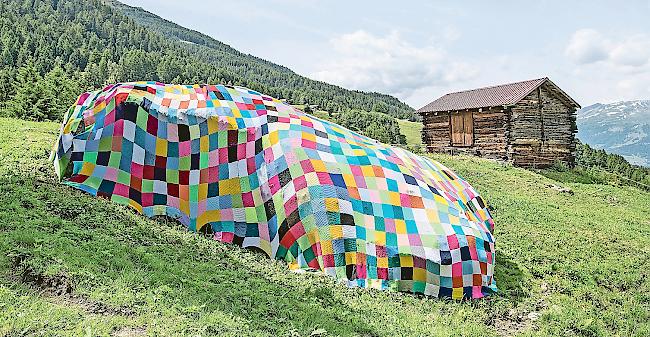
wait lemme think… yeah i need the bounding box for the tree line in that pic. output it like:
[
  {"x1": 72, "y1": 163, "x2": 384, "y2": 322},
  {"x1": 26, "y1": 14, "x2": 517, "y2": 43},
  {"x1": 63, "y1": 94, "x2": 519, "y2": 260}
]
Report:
[{"x1": 0, "y1": 0, "x2": 416, "y2": 122}]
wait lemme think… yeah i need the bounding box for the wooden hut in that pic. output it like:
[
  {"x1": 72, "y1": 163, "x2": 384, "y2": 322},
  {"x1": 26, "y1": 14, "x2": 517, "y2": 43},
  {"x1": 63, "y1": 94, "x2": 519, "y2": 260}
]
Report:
[{"x1": 417, "y1": 77, "x2": 580, "y2": 168}]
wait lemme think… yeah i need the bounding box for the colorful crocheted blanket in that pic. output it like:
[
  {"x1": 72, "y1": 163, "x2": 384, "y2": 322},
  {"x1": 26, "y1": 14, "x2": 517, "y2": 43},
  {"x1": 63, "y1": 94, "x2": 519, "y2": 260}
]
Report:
[{"x1": 52, "y1": 82, "x2": 497, "y2": 299}]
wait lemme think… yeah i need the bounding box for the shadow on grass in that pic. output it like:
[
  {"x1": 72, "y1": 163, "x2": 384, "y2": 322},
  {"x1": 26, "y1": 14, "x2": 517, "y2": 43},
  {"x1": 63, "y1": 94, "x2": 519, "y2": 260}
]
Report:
[{"x1": 494, "y1": 251, "x2": 530, "y2": 303}]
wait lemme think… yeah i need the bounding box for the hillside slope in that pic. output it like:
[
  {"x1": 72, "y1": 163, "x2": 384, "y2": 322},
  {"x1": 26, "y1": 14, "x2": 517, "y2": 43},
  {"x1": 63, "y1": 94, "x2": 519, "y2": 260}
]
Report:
[
  {"x1": 577, "y1": 100, "x2": 650, "y2": 166},
  {"x1": 0, "y1": 0, "x2": 415, "y2": 120},
  {"x1": 1, "y1": 118, "x2": 648, "y2": 336}
]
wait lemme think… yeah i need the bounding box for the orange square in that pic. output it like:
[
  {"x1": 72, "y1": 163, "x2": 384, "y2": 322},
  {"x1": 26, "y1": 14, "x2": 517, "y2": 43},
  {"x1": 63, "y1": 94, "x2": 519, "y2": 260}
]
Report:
[
  {"x1": 179, "y1": 100, "x2": 190, "y2": 109},
  {"x1": 161, "y1": 98, "x2": 172, "y2": 107},
  {"x1": 410, "y1": 195, "x2": 424, "y2": 208}
]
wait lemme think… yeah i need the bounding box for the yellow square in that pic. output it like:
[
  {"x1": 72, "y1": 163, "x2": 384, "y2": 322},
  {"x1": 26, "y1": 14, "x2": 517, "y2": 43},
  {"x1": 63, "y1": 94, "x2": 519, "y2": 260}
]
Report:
[
  {"x1": 207, "y1": 118, "x2": 220, "y2": 134},
  {"x1": 375, "y1": 231, "x2": 386, "y2": 245},
  {"x1": 330, "y1": 225, "x2": 343, "y2": 240},
  {"x1": 320, "y1": 239, "x2": 334, "y2": 255},
  {"x1": 452, "y1": 287, "x2": 463, "y2": 300},
  {"x1": 395, "y1": 219, "x2": 407, "y2": 234},
  {"x1": 219, "y1": 178, "x2": 241, "y2": 195},
  {"x1": 389, "y1": 191, "x2": 401, "y2": 206},
  {"x1": 198, "y1": 183, "x2": 208, "y2": 200},
  {"x1": 343, "y1": 174, "x2": 356, "y2": 187},
  {"x1": 399, "y1": 254, "x2": 413, "y2": 267},
  {"x1": 345, "y1": 252, "x2": 357, "y2": 265},
  {"x1": 268, "y1": 131, "x2": 279, "y2": 145},
  {"x1": 79, "y1": 162, "x2": 95, "y2": 176},
  {"x1": 302, "y1": 131, "x2": 316, "y2": 143},
  {"x1": 311, "y1": 159, "x2": 326, "y2": 172},
  {"x1": 361, "y1": 165, "x2": 374, "y2": 177},
  {"x1": 413, "y1": 268, "x2": 427, "y2": 281},
  {"x1": 377, "y1": 256, "x2": 388, "y2": 268},
  {"x1": 200, "y1": 135, "x2": 209, "y2": 152},
  {"x1": 324, "y1": 198, "x2": 339, "y2": 212},
  {"x1": 156, "y1": 138, "x2": 167, "y2": 156}
]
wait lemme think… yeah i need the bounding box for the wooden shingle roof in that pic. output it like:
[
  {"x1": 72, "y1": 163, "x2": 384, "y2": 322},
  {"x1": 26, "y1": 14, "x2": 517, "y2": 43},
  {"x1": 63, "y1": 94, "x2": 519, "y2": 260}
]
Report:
[{"x1": 417, "y1": 77, "x2": 580, "y2": 114}]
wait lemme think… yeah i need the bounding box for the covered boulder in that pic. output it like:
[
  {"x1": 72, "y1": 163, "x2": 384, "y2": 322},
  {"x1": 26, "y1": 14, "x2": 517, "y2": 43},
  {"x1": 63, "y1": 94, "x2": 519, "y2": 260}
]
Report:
[{"x1": 51, "y1": 82, "x2": 497, "y2": 299}]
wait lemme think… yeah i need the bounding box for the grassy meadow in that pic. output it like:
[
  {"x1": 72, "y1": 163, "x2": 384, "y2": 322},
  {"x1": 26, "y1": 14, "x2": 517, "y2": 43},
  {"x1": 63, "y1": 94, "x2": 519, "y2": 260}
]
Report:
[{"x1": 0, "y1": 117, "x2": 648, "y2": 336}]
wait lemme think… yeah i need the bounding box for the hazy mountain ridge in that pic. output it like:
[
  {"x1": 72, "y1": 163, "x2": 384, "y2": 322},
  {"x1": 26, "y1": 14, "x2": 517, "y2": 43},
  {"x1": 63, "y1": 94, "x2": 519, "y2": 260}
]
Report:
[{"x1": 577, "y1": 100, "x2": 650, "y2": 166}]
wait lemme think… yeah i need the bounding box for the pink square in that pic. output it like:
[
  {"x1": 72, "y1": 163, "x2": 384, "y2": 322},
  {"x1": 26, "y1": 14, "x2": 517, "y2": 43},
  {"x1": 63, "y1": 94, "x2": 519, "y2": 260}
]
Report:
[
  {"x1": 242, "y1": 192, "x2": 254, "y2": 207},
  {"x1": 178, "y1": 141, "x2": 191, "y2": 156},
  {"x1": 104, "y1": 167, "x2": 118, "y2": 182},
  {"x1": 452, "y1": 262, "x2": 462, "y2": 276},
  {"x1": 293, "y1": 175, "x2": 307, "y2": 191},
  {"x1": 141, "y1": 193, "x2": 153, "y2": 207},
  {"x1": 131, "y1": 163, "x2": 144, "y2": 178},
  {"x1": 114, "y1": 183, "x2": 130, "y2": 197},
  {"x1": 447, "y1": 235, "x2": 460, "y2": 250}
]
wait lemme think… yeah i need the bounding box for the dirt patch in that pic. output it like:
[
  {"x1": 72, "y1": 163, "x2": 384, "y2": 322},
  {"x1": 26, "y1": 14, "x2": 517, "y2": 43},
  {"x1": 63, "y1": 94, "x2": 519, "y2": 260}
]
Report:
[{"x1": 48, "y1": 293, "x2": 135, "y2": 317}]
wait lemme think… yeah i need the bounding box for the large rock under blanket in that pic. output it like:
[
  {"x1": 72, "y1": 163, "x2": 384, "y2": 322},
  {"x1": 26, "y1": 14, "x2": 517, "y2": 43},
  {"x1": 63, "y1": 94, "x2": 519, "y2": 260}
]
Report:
[{"x1": 51, "y1": 82, "x2": 497, "y2": 299}]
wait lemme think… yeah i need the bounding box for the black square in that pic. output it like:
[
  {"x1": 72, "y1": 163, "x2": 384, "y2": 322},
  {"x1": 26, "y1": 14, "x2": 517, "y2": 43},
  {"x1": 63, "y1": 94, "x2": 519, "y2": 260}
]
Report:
[
  {"x1": 178, "y1": 124, "x2": 190, "y2": 142},
  {"x1": 400, "y1": 267, "x2": 413, "y2": 280},
  {"x1": 154, "y1": 167, "x2": 166, "y2": 181},
  {"x1": 315, "y1": 129, "x2": 328, "y2": 139},
  {"x1": 128, "y1": 188, "x2": 142, "y2": 204},
  {"x1": 254, "y1": 138, "x2": 263, "y2": 155},
  {"x1": 116, "y1": 102, "x2": 138, "y2": 123},
  {"x1": 278, "y1": 168, "x2": 291, "y2": 187},
  {"x1": 340, "y1": 213, "x2": 354, "y2": 225},
  {"x1": 440, "y1": 251, "x2": 452, "y2": 265},
  {"x1": 286, "y1": 209, "x2": 300, "y2": 227},
  {"x1": 96, "y1": 151, "x2": 111, "y2": 166},
  {"x1": 228, "y1": 145, "x2": 238, "y2": 163},
  {"x1": 278, "y1": 219, "x2": 290, "y2": 240},
  {"x1": 346, "y1": 264, "x2": 357, "y2": 280},
  {"x1": 267, "y1": 115, "x2": 278, "y2": 123},
  {"x1": 460, "y1": 246, "x2": 471, "y2": 260},
  {"x1": 264, "y1": 199, "x2": 276, "y2": 220},
  {"x1": 191, "y1": 153, "x2": 200, "y2": 169},
  {"x1": 207, "y1": 182, "x2": 219, "y2": 198}
]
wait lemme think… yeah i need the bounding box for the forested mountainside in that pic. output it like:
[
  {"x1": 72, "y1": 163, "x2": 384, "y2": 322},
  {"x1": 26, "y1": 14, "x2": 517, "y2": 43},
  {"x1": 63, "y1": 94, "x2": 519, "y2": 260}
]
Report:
[
  {"x1": 577, "y1": 100, "x2": 650, "y2": 167},
  {"x1": 0, "y1": 0, "x2": 416, "y2": 122}
]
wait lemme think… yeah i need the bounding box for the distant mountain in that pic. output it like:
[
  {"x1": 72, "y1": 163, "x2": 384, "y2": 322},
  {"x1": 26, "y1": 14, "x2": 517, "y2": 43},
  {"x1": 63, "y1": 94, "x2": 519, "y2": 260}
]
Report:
[{"x1": 577, "y1": 100, "x2": 650, "y2": 166}]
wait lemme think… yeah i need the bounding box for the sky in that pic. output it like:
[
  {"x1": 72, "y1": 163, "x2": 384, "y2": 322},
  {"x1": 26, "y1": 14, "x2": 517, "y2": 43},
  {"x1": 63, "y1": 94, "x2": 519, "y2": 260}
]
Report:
[{"x1": 120, "y1": 0, "x2": 650, "y2": 109}]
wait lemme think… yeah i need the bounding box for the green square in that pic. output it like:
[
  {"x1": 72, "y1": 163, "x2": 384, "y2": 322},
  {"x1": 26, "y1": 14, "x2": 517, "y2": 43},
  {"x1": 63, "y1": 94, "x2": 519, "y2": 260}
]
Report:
[
  {"x1": 189, "y1": 185, "x2": 198, "y2": 202},
  {"x1": 200, "y1": 153, "x2": 209, "y2": 169},
  {"x1": 178, "y1": 156, "x2": 191, "y2": 170},
  {"x1": 117, "y1": 170, "x2": 131, "y2": 185},
  {"x1": 111, "y1": 194, "x2": 130, "y2": 206},
  {"x1": 83, "y1": 151, "x2": 98, "y2": 163},
  {"x1": 99, "y1": 136, "x2": 112, "y2": 152},
  {"x1": 189, "y1": 124, "x2": 201, "y2": 139},
  {"x1": 141, "y1": 179, "x2": 154, "y2": 193},
  {"x1": 108, "y1": 152, "x2": 121, "y2": 168},
  {"x1": 166, "y1": 170, "x2": 179, "y2": 184},
  {"x1": 136, "y1": 106, "x2": 148, "y2": 130},
  {"x1": 289, "y1": 163, "x2": 304, "y2": 177},
  {"x1": 85, "y1": 176, "x2": 102, "y2": 190},
  {"x1": 240, "y1": 178, "x2": 251, "y2": 193},
  {"x1": 245, "y1": 207, "x2": 257, "y2": 222}
]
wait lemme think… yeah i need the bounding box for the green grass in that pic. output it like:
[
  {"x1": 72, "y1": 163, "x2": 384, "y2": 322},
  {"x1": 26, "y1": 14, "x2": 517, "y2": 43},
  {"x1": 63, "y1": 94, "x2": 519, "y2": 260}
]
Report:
[
  {"x1": 396, "y1": 119, "x2": 423, "y2": 148},
  {"x1": 0, "y1": 117, "x2": 648, "y2": 336}
]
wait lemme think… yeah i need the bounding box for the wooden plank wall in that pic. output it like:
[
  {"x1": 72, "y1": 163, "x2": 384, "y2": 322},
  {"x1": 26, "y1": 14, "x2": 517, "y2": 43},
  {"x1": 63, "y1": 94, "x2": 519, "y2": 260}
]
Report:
[
  {"x1": 422, "y1": 107, "x2": 509, "y2": 160},
  {"x1": 508, "y1": 83, "x2": 577, "y2": 168}
]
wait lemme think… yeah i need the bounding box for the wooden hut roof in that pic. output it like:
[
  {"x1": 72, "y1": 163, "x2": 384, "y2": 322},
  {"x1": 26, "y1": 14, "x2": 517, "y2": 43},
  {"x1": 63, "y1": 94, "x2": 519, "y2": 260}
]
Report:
[{"x1": 417, "y1": 77, "x2": 580, "y2": 114}]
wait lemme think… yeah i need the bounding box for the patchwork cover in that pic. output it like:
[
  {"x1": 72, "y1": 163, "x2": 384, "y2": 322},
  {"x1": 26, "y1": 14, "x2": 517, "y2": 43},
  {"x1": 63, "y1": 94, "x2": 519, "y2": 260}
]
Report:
[{"x1": 51, "y1": 82, "x2": 497, "y2": 299}]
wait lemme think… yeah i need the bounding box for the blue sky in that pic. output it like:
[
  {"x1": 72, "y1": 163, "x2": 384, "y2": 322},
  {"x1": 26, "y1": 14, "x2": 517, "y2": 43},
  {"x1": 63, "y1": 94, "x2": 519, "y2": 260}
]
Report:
[{"x1": 120, "y1": 0, "x2": 650, "y2": 108}]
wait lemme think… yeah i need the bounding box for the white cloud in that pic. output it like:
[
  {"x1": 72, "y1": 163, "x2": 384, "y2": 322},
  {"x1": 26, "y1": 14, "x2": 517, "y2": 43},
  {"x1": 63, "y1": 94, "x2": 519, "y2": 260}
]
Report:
[
  {"x1": 310, "y1": 30, "x2": 477, "y2": 102},
  {"x1": 566, "y1": 29, "x2": 650, "y2": 68},
  {"x1": 565, "y1": 29, "x2": 609, "y2": 64}
]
